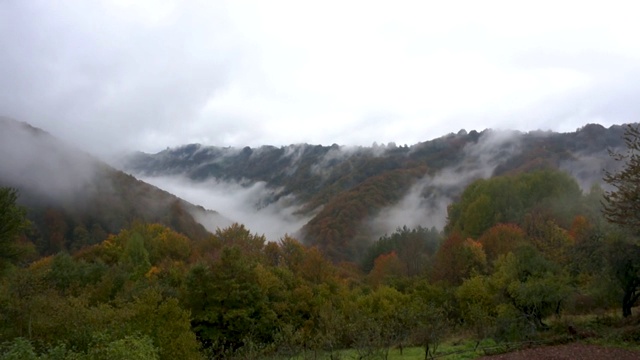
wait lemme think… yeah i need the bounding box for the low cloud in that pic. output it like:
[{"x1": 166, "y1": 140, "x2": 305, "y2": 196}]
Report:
[
  {"x1": 368, "y1": 130, "x2": 522, "y2": 238},
  {"x1": 138, "y1": 175, "x2": 310, "y2": 241},
  {"x1": 0, "y1": 118, "x2": 99, "y2": 205},
  {"x1": 560, "y1": 149, "x2": 622, "y2": 191}
]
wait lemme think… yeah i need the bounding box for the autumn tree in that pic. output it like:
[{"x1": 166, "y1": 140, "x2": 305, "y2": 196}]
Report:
[
  {"x1": 368, "y1": 251, "x2": 407, "y2": 288},
  {"x1": 478, "y1": 223, "x2": 526, "y2": 265},
  {"x1": 432, "y1": 233, "x2": 486, "y2": 285}
]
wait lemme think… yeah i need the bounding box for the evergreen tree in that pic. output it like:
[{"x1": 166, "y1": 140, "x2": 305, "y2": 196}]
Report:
[
  {"x1": 0, "y1": 187, "x2": 30, "y2": 272},
  {"x1": 603, "y1": 124, "x2": 640, "y2": 232}
]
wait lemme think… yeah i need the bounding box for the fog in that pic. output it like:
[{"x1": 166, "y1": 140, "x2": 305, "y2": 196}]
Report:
[
  {"x1": 368, "y1": 130, "x2": 521, "y2": 238},
  {"x1": 0, "y1": 118, "x2": 100, "y2": 205},
  {"x1": 560, "y1": 149, "x2": 621, "y2": 191},
  {"x1": 137, "y1": 175, "x2": 311, "y2": 241}
]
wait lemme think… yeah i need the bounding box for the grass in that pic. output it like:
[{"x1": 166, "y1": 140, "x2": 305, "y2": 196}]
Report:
[
  {"x1": 275, "y1": 309, "x2": 640, "y2": 360},
  {"x1": 543, "y1": 310, "x2": 640, "y2": 352},
  {"x1": 281, "y1": 338, "x2": 497, "y2": 359}
]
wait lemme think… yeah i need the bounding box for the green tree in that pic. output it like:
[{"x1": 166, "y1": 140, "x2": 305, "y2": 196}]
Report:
[
  {"x1": 89, "y1": 334, "x2": 159, "y2": 360},
  {"x1": 185, "y1": 247, "x2": 275, "y2": 354},
  {"x1": 607, "y1": 238, "x2": 640, "y2": 317},
  {"x1": 603, "y1": 124, "x2": 640, "y2": 231},
  {"x1": 0, "y1": 188, "x2": 30, "y2": 272},
  {"x1": 408, "y1": 282, "x2": 451, "y2": 360},
  {"x1": 120, "y1": 232, "x2": 151, "y2": 280},
  {"x1": 447, "y1": 170, "x2": 581, "y2": 238},
  {"x1": 456, "y1": 275, "x2": 498, "y2": 346},
  {"x1": 0, "y1": 337, "x2": 37, "y2": 360},
  {"x1": 491, "y1": 246, "x2": 571, "y2": 330},
  {"x1": 602, "y1": 124, "x2": 640, "y2": 316}
]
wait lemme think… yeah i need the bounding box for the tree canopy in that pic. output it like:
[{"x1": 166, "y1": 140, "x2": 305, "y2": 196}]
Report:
[
  {"x1": 0, "y1": 188, "x2": 30, "y2": 272},
  {"x1": 603, "y1": 124, "x2": 640, "y2": 234}
]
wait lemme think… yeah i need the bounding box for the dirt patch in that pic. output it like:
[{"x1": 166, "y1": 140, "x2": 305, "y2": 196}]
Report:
[{"x1": 477, "y1": 343, "x2": 640, "y2": 360}]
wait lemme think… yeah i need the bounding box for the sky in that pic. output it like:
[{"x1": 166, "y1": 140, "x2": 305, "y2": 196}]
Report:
[{"x1": 2, "y1": 0, "x2": 640, "y2": 157}]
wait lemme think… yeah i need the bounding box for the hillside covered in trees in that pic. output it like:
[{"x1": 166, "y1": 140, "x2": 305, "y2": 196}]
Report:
[
  {"x1": 0, "y1": 118, "x2": 223, "y2": 256},
  {"x1": 2, "y1": 120, "x2": 640, "y2": 359},
  {"x1": 124, "y1": 123, "x2": 625, "y2": 262}
]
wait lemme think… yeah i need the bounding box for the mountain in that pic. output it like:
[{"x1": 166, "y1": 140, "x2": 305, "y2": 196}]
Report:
[
  {"x1": 0, "y1": 118, "x2": 218, "y2": 254},
  {"x1": 123, "y1": 123, "x2": 627, "y2": 262}
]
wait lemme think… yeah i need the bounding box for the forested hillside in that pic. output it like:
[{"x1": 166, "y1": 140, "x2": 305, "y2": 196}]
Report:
[
  {"x1": 0, "y1": 118, "x2": 218, "y2": 255},
  {"x1": 2, "y1": 120, "x2": 640, "y2": 359},
  {"x1": 2, "y1": 125, "x2": 640, "y2": 359},
  {"x1": 124, "y1": 123, "x2": 626, "y2": 262}
]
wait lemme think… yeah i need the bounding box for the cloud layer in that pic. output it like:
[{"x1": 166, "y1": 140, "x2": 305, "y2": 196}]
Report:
[
  {"x1": 138, "y1": 175, "x2": 310, "y2": 241},
  {"x1": 2, "y1": 1, "x2": 639, "y2": 157}
]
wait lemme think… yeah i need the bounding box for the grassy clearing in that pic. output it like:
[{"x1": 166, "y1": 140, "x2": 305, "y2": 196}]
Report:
[
  {"x1": 280, "y1": 338, "x2": 496, "y2": 359},
  {"x1": 544, "y1": 310, "x2": 640, "y2": 352},
  {"x1": 276, "y1": 310, "x2": 640, "y2": 360}
]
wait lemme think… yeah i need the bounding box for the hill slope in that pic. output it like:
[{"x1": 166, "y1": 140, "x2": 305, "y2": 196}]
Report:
[
  {"x1": 0, "y1": 118, "x2": 216, "y2": 254},
  {"x1": 123, "y1": 124, "x2": 627, "y2": 262}
]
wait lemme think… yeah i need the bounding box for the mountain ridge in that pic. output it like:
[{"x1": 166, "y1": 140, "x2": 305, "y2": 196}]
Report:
[{"x1": 122, "y1": 122, "x2": 627, "y2": 262}]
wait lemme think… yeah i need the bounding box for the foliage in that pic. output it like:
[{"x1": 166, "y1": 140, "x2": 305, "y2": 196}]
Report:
[
  {"x1": 447, "y1": 169, "x2": 582, "y2": 238},
  {"x1": 478, "y1": 223, "x2": 526, "y2": 265},
  {"x1": 457, "y1": 275, "x2": 498, "y2": 342},
  {"x1": 603, "y1": 124, "x2": 640, "y2": 233},
  {"x1": 491, "y1": 246, "x2": 571, "y2": 330},
  {"x1": 302, "y1": 167, "x2": 427, "y2": 262},
  {"x1": 0, "y1": 158, "x2": 635, "y2": 359},
  {"x1": 432, "y1": 233, "x2": 486, "y2": 285},
  {"x1": 362, "y1": 226, "x2": 441, "y2": 276},
  {"x1": 602, "y1": 124, "x2": 640, "y2": 317},
  {"x1": 607, "y1": 238, "x2": 640, "y2": 318},
  {"x1": 0, "y1": 188, "x2": 31, "y2": 272}
]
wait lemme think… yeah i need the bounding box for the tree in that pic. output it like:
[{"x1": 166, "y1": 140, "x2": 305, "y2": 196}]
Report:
[
  {"x1": 120, "y1": 232, "x2": 151, "y2": 280},
  {"x1": 368, "y1": 251, "x2": 407, "y2": 288},
  {"x1": 185, "y1": 247, "x2": 276, "y2": 354},
  {"x1": 603, "y1": 124, "x2": 640, "y2": 231},
  {"x1": 602, "y1": 124, "x2": 640, "y2": 316},
  {"x1": 0, "y1": 188, "x2": 30, "y2": 272},
  {"x1": 491, "y1": 246, "x2": 571, "y2": 330},
  {"x1": 432, "y1": 233, "x2": 486, "y2": 285},
  {"x1": 456, "y1": 275, "x2": 498, "y2": 347},
  {"x1": 478, "y1": 224, "x2": 526, "y2": 265},
  {"x1": 607, "y1": 239, "x2": 640, "y2": 317}
]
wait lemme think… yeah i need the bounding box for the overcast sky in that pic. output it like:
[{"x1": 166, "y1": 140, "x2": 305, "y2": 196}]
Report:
[{"x1": 2, "y1": 0, "x2": 640, "y2": 157}]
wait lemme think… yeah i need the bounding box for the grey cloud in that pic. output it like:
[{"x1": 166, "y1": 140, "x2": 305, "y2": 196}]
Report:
[
  {"x1": 0, "y1": 2, "x2": 241, "y2": 156},
  {"x1": 2, "y1": 1, "x2": 640, "y2": 158},
  {"x1": 0, "y1": 118, "x2": 101, "y2": 209}
]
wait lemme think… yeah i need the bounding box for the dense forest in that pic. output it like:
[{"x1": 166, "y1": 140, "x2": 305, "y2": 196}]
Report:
[
  {"x1": 2, "y1": 120, "x2": 640, "y2": 359},
  {"x1": 124, "y1": 123, "x2": 625, "y2": 263}
]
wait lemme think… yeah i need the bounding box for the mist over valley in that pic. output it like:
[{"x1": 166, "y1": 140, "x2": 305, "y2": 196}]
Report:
[
  {"x1": 121, "y1": 122, "x2": 625, "y2": 260},
  {"x1": 4, "y1": 2, "x2": 640, "y2": 357}
]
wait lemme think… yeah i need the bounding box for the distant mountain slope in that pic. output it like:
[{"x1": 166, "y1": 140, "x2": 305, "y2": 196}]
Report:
[
  {"x1": 0, "y1": 118, "x2": 216, "y2": 254},
  {"x1": 126, "y1": 123, "x2": 627, "y2": 262}
]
